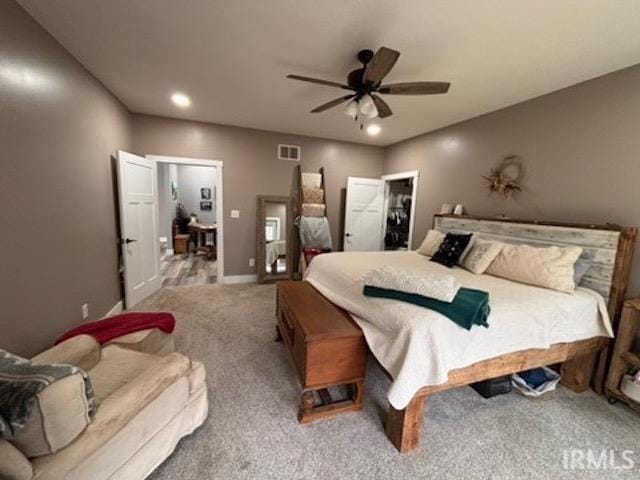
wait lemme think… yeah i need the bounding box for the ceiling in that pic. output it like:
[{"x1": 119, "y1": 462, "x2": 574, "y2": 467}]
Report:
[{"x1": 18, "y1": 0, "x2": 640, "y2": 146}]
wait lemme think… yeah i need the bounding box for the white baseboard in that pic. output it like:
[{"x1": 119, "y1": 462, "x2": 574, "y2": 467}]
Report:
[
  {"x1": 221, "y1": 274, "x2": 257, "y2": 284},
  {"x1": 105, "y1": 300, "x2": 124, "y2": 317}
]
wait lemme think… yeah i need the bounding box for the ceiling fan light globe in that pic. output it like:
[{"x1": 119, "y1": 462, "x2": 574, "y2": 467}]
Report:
[
  {"x1": 344, "y1": 100, "x2": 358, "y2": 118},
  {"x1": 364, "y1": 103, "x2": 379, "y2": 119},
  {"x1": 358, "y1": 95, "x2": 376, "y2": 115}
]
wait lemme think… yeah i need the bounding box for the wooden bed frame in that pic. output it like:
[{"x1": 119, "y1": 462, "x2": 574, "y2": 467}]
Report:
[{"x1": 352, "y1": 215, "x2": 635, "y2": 453}]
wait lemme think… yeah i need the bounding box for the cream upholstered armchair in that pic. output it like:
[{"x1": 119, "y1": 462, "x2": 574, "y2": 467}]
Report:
[{"x1": 0, "y1": 331, "x2": 207, "y2": 480}]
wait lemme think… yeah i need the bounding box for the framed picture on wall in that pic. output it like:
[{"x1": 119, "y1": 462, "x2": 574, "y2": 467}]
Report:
[
  {"x1": 201, "y1": 188, "x2": 211, "y2": 200},
  {"x1": 200, "y1": 201, "x2": 212, "y2": 211}
]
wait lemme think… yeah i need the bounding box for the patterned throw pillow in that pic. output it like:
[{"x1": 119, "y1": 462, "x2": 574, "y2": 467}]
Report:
[
  {"x1": 462, "y1": 239, "x2": 505, "y2": 274},
  {"x1": 0, "y1": 349, "x2": 95, "y2": 457},
  {"x1": 430, "y1": 233, "x2": 473, "y2": 268}
]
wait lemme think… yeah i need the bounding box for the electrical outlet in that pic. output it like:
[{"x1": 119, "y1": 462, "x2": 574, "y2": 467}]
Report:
[
  {"x1": 249, "y1": 258, "x2": 255, "y2": 267},
  {"x1": 81, "y1": 303, "x2": 89, "y2": 320},
  {"x1": 230, "y1": 209, "x2": 240, "y2": 219}
]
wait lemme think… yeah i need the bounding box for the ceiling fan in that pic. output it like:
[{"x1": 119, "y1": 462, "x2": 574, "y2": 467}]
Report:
[{"x1": 287, "y1": 47, "x2": 450, "y2": 125}]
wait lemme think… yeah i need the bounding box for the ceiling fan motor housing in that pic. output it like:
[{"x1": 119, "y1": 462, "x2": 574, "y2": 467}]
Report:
[
  {"x1": 347, "y1": 68, "x2": 366, "y2": 92},
  {"x1": 357, "y1": 49, "x2": 375, "y2": 64},
  {"x1": 348, "y1": 49, "x2": 376, "y2": 93}
]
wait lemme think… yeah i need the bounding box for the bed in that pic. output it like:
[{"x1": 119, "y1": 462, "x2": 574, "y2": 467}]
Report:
[{"x1": 304, "y1": 215, "x2": 637, "y2": 452}]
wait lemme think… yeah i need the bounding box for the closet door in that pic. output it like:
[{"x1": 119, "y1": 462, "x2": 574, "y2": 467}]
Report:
[{"x1": 343, "y1": 177, "x2": 385, "y2": 251}]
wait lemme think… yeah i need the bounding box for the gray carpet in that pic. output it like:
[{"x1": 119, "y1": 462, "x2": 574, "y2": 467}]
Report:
[{"x1": 135, "y1": 284, "x2": 640, "y2": 480}]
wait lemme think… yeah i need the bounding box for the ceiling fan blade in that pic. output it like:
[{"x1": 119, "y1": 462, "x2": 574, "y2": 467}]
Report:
[
  {"x1": 310, "y1": 95, "x2": 354, "y2": 113},
  {"x1": 287, "y1": 74, "x2": 351, "y2": 90},
  {"x1": 363, "y1": 47, "x2": 400, "y2": 85},
  {"x1": 378, "y1": 81, "x2": 451, "y2": 95},
  {"x1": 371, "y1": 95, "x2": 393, "y2": 118}
]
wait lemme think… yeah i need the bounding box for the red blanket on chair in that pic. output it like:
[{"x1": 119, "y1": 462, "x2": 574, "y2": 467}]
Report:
[{"x1": 55, "y1": 312, "x2": 176, "y2": 345}]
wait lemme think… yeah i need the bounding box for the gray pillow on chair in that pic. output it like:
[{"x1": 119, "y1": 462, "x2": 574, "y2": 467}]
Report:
[{"x1": 0, "y1": 349, "x2": 95, "y2": 457}]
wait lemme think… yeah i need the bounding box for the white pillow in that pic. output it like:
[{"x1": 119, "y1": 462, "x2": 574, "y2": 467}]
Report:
[
  {"x1": 416, "y1": 229, "x2": 445, "y2": 257},
  {"x1": 486, "y1": 243, "x2": 583, "y2": 293},
  {"x1": 462, "y1": 239, "x2": 505, "y2": 274}
]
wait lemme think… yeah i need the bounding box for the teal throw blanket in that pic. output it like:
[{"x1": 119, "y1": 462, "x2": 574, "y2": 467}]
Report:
[{"x1": 363, "y1": 285, "x2": 490, "y2": 330}]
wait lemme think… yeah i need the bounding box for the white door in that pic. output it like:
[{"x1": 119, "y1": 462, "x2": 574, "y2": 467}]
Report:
[
  {"x1": 343, "y1": 177, "x2": 385, "y2": 251},
  {"x1": 117, "y1": 151, "x2": 162, "y2": 307}
]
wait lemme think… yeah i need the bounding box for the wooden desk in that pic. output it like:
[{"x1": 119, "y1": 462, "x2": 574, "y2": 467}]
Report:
[{"x1": 188, "y1": 223, "x2": 217, "y2": 259}]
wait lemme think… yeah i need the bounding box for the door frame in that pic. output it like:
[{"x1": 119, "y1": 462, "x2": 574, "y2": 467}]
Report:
[
  {"x1": 381, "y1": 170, "x2": 420, "y2": 250},
  {"x1": 147, "y1": 155, "x2": 225, "y2": 281}
]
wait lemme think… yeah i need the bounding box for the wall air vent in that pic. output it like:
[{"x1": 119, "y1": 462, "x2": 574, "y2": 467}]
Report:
[{"x1": 277, "y1": 144, "x2": 301, "y2": 161}]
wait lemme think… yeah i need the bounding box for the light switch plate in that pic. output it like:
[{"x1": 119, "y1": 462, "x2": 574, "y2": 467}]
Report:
[
  {"x1": 230, "y1": 209, "x2": 240, "y2": 218},
  {"x1": 81, "y1": 303, "x2": 89, "y2": 320},
  {"x1": 249, "y1": 258, "x2": 255, "y2": 267}
]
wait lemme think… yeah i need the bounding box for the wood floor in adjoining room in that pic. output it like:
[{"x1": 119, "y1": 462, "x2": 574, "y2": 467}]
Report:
[{"x1": 161, "y1": 253, "x2": 217, "y2": 287}]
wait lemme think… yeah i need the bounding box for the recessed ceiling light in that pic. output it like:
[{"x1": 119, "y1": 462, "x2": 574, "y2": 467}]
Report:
[
  {"x1": 171, "y1": 92, "x2": 191, "y2": 108},
  {"x1": 366, "y1": 124, "x2": 381, "y2": 136}
]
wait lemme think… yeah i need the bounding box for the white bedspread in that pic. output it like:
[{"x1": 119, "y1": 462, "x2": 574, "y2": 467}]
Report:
[{"x1": 305, "y1": 251, "x2": 612, "y2": 410}]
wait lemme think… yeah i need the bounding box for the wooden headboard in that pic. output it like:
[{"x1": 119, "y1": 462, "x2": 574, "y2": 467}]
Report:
[
  {"x1": 433, "y1": 214, "x2": 637, "y2": 392},
  {"x1": 434, "y1": 215, "x2": 636, "y2": 315}
]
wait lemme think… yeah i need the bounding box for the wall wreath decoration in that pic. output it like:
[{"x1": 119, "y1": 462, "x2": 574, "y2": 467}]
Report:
[{"x1": 482, "y1": 155, "x2": 524, "y2": 199}]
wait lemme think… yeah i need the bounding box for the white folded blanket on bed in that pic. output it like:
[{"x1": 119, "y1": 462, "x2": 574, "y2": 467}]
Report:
[{"x1": 362, "y1": 265, "x2": 460, "y2": 302}]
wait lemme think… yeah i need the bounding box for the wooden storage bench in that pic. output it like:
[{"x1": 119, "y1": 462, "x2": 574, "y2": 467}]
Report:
[{"x1": 276, "y1": 281, "x2": 366, "y2": 423}]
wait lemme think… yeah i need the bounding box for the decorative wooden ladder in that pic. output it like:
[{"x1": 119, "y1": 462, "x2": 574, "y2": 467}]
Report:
[{"x1": 291, "y1": 164, "x2": 328, "y2": 279}]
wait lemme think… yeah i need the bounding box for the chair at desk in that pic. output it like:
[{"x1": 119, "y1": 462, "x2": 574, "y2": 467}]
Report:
[{"x1": 173, "y1": 222, "x2": 191, "y2": 255}]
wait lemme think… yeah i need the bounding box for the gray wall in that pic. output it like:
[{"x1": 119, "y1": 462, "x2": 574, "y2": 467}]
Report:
[
  {"x1": 157, "y1": 163, "x2": 178, "y2": 246},
  {"x1": 384, "y1": 64, "x2": 640, "y2": 298},
  {"x1": 0, "y1": 0, "x2": 131, "y2": 356},
  {"x1": 177, "y1": 164, "x2": 217, "y2": 225},
  {"x1": 132, "y1": 114, "x2": 385, "y2": 276}
]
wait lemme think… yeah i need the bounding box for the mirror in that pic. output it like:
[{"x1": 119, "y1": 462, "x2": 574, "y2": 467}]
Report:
[{"x1": 257, "y1": 195, "x2": 292, "y2": 283}]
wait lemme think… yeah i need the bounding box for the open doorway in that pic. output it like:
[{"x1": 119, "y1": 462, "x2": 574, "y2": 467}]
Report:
[
  {"x1": 148, "y1": 155, "x2": 224, "y2": 287},
  {"x1": 381, "y1": 170, "x2": 419, "y2": 251}
]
